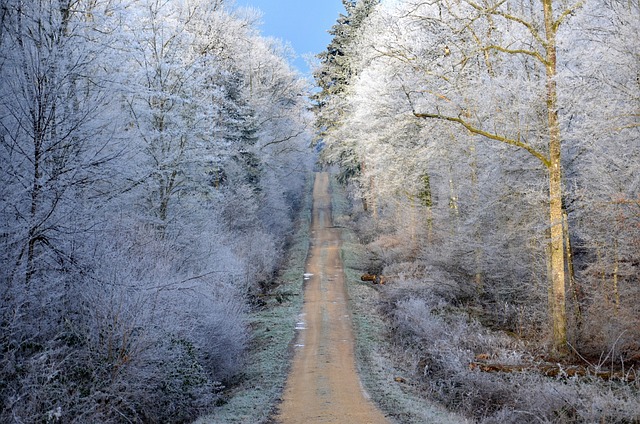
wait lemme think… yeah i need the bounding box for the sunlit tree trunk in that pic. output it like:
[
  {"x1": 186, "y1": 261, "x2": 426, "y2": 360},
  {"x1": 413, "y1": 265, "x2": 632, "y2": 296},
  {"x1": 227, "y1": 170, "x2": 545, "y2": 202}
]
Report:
[
  {"x1": 408, "y1": 0, "x2": 584, "y2": 354},
  {"x1": 543, "y1": 0, "x2": 568, "y2": 355},
  {"x1": 470, "y1": 140, "x2": 483, "y2": 290}
]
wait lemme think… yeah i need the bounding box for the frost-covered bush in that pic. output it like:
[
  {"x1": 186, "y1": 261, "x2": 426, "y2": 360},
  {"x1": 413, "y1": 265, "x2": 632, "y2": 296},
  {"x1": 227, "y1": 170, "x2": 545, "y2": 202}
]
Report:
[
  {"x1": 1, "y1": 223, "x2": 251, "y2": 423},
  {"x1": 0, "y1": 0, "x2": 312, "y2": 421},
  {"x1": 383, "y1": 277, "x2": 640, "y2": 423}
]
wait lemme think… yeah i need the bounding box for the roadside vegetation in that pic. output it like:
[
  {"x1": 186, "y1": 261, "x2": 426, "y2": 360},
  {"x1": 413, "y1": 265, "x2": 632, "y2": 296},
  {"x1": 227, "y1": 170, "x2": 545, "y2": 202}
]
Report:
[
  {"x1": 332, "y1": 174, "x2": 640, "y2": 423},
  {"x1": 196, "y1": 175, "x2": 314, "y2": 424},
  {"x1": 0, "y1": 2, "x2": 313, "y2": 422},
  {"x1": 314, "y1": 0, "x2": 640, "y2": 422},
  {"x1": 331, "y1": 176, "x2": 469, "y2": 424}
]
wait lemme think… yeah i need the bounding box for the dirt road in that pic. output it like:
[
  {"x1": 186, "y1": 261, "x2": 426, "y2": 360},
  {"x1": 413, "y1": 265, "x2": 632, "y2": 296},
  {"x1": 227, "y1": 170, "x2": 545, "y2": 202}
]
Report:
[{"x1": 275, "y1": 173, "x2": 388, "y2": 424}]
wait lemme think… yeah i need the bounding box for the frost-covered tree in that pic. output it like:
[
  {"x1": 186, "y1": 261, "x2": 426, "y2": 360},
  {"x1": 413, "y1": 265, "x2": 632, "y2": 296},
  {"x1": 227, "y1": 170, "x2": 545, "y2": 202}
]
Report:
[
  {"x1": 0, "y1": 0, "x2": 314, "y2": 421},
  {"x1": 394, "y1": 0, "x2": 581, "y2": 354},
  {"x1": 320, "y1": 0, "x2": 639, "y2": 357},
  {"x1": 559, "y1": 0, "x2": 640, "y2": 356},
  {"x1": 0, "y1": 0, "x2": 133, "y2": 420},
  {"x1": 0, "y1": 0, "x2": 121, "y2": 286},
  {"x1": 313, "y1": 0, "x2": 379, "y2": 185}
]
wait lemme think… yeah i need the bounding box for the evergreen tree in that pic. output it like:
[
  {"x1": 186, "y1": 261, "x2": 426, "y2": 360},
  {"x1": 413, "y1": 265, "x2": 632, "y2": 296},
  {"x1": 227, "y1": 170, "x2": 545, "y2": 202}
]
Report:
[{"x1": 313, "y1": 0, "x2": 379, "y2": 184}]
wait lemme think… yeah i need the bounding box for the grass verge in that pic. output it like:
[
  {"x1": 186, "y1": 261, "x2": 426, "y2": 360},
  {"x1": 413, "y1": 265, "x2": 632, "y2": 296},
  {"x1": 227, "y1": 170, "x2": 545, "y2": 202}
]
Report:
[
  {"x1": 329, "y1": 176, "x2": 468, "y2": 424},
  {"x1": 194, "y1": 175, "x2": 313, "y2": 424}
]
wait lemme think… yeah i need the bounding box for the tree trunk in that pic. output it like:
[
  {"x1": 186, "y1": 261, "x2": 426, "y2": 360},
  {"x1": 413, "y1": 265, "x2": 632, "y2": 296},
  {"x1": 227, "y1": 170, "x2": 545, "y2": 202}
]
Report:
[
  {"x1": 27, "y1": 96, "x2": 45, "y2": 285},
  {"x1": 563, "y1": 210, "x2": 582, "y2": 327},
  {"x1": 361, "y1": 160, "x2": 369, "y2": 212},
  {"x1": 543, "y1": 0, "x2": 567, "y2": 355},
  {"x1": 613, "y1": 238, "x2": 620, "y2": 314},
  {"x1": 548, "y1": 164, "x2": 567, "y2": 354},
  {"x1": 470, "y1": 140, "x2": 483, "y2": 290},
  {"x1": 370, "y1": 174, "x2": 378, "y2": 221}
]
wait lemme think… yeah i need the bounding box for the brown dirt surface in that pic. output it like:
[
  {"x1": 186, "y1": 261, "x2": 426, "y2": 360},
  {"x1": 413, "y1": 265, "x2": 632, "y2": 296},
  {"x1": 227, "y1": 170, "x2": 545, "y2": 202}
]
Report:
[{"x1": 274, "y1": 173, "x2": 389, "y2": 424}]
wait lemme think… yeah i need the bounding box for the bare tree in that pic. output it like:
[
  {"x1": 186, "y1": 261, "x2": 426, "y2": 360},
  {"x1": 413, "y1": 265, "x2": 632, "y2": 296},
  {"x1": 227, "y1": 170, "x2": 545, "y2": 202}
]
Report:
[
  {"x1": 389, "y1": 0, "x2": 584, "y2": 354},
  {"x1": 0, "y1": 0, "x2": 121, "y2": 286}
]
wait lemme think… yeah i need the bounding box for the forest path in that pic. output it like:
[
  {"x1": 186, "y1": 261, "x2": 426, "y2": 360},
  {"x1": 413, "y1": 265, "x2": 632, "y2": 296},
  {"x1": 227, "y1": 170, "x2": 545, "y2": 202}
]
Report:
[{"x1": 274, "y1": 173, "x2": 388, "y2": 424}]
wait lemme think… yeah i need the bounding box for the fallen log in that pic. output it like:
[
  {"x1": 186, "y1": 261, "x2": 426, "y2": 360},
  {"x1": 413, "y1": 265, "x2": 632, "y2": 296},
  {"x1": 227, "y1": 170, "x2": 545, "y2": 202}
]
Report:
[
  {"x1": 469, "y1": 361, "x2": 636, "y2": 382},
  {"x1": 360, "y1": 274, "x2": 385, "y2": 284}
]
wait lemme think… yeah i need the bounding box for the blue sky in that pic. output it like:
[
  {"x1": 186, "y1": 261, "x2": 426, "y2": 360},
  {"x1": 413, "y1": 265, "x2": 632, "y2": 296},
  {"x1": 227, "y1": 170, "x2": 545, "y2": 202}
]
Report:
[{"x1": 234, "y1": 0, "x2": 346, "y2": 76}]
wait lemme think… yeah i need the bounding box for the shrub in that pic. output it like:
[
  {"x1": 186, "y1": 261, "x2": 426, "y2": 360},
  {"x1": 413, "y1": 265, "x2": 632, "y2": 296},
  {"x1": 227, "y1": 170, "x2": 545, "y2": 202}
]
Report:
[{"x1": 382, "y1": 273, "x2": 640, "y2": 423}]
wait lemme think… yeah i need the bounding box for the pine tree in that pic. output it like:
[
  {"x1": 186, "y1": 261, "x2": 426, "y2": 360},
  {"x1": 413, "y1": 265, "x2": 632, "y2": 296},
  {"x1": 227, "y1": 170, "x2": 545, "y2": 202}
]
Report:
[{"x1": 313, "y1": 0, "x2": 379, "y2": 184}]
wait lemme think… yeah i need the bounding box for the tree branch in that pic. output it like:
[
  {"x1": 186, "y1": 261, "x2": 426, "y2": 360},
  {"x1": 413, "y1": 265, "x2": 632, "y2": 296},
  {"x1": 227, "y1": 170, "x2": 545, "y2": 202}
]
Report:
[
  {"x1": 553, "y1": 1, "x2": 585, "y2": 31},
  {"x1": 465, "y1": 0, "x2": 546, "y2": 48},
  {"x1": 260, "y1": 128, "x2": 307, "y2": 150},
  {"x1": 413, "y1": 111, "x2": 551, "y2": 167},
  {"x1": 484, "y1": 44, "x2": 548, "y2": 65}
]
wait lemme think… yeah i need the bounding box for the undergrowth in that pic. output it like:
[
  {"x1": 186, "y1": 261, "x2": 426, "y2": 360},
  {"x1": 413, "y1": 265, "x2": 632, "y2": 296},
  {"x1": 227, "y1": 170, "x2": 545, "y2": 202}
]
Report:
[
  {"x1": 383, "y1": 278, "x2": 640, "y2": 423},
  {"x1": 194, "y1": 174, "x2": 314, "y2": 424},
  {"x1": 331, "y1": 176, "x2": 468, "y2": 424},
  {"x1": 332, "y1": 176, "x2": 640, "y2": 424}
]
